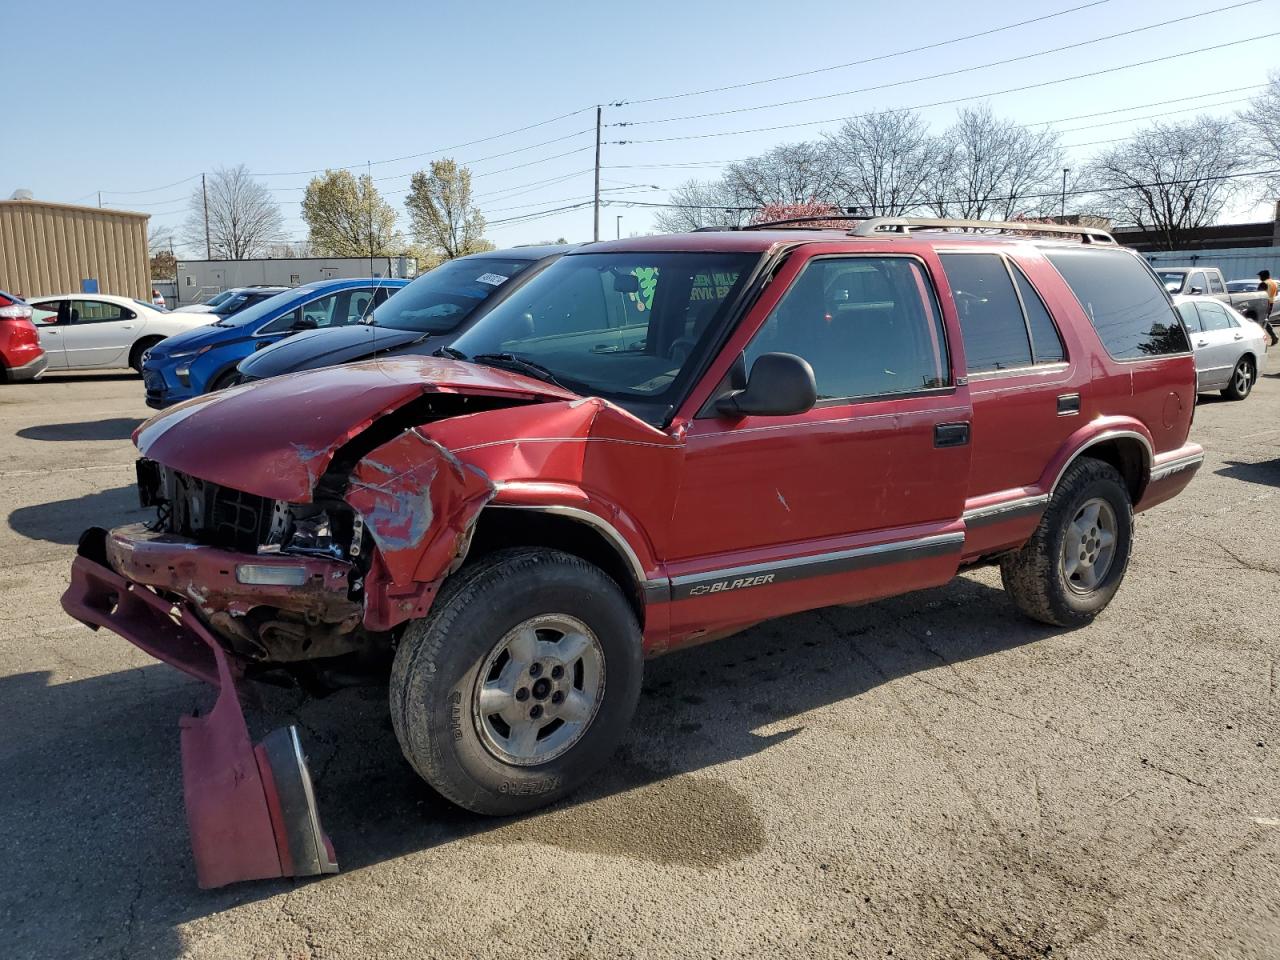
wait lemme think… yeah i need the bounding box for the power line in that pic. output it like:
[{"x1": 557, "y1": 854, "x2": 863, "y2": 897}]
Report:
[
  {"x1": 592, "y1": 166, "x2": 1280, "y2": 212},
  {"x1": 612, "y1": 32, "x2": 1278, "y2": 145},
  {"x1": 612, "y1": 0, "x2": 1112, "y2": 106},
  {"x1": 253, "y1": 105, "x2": 596, "y2": 176},
  {"x1": 615, "y1": 5, "x2": 1262, "y2": 128}
]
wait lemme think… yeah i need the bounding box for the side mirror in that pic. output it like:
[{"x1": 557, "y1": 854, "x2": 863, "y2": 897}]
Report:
[
  {"x1": 1189, "y1": 286, "x2": 1203, "y2": 295},
  {"x1": 290, "y1": 317, "x2": 318, "y2": 332},
  {"x1": 715, "y1": 352, "x2": 817, "y2": 418}
]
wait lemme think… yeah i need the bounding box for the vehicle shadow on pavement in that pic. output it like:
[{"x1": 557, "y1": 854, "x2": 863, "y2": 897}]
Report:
[
  {"x1": 1216, "y1": 456, "x2": 1280, "y2": 488},
  {"x1": 1, "y1": 574, "x2": 1063, "y2": 959},
  {"x1": 16, "y1": 418, "x2": 143, "y2": 442},
  {"x1": 7, "y1": 485, "x2": 145, "y2": 545}
]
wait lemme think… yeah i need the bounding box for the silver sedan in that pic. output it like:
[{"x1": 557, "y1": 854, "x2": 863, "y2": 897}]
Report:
[{"x1": 1174, "y1": 294, "x2": 1269, "y2": 400}]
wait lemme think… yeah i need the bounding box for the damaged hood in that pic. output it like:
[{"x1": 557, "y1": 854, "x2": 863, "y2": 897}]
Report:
[{"x1": 134, "y1": 356, "x2": 576, "y2": 501}]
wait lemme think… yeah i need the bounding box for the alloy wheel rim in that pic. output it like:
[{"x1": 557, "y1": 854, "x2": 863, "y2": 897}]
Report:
[
  {"x1": 1235, "y1": 361, "x2": 1253, "y2": 396},
  {"x1": 473, "y1": 614, "x2": 605, "y2": 766},
  {"x1": 1061, "y1": 497, "x2": 1118, "y2": 594}
]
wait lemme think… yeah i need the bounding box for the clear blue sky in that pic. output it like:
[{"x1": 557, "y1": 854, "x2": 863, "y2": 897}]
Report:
[{"x1": 7, "y1": 0, "x2": 1275, "y2": 253}]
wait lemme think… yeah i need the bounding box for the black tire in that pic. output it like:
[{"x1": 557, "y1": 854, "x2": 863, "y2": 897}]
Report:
[
  {"x1": 1000, "y1": 458, "x2": 1134, "y2": 627},
  {"x1": 390, "y1": 548, "x2": 642, "y2": 816},
  {"x1": 1221, "y1": 355, "x2": 1255, "y2": 401},
  {"x1": 208, "y1": 368, "x2": 241, "y2": 391},
  {"x1": 129, "y1": 337, "x2": 162, "y2": 373}
]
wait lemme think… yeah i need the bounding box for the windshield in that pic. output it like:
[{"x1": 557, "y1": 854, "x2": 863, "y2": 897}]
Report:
[
  {"x1": 205, "y1": 289, "x2": 236, "y2": 308},
  {"x1": 1226, "y1": 280, "x2": 1256, "y2": 292},
  {"x1": 212, "y1": 288, "x2": 302, "y2": 327},
  {"x1": 369, "y1": 257, "x2": 535, "y2": 333},
  {"x1": 1157, "y1": 271, "x2": 1187, "y2": 294},
  {"x1": 449, "y1": 251, "x2": 758, "y2": 419}
]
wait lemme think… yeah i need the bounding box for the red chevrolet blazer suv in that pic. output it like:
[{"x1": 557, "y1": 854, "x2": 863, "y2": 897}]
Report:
[{"x1": 63, "y1": 218, "x2": 1203, "y2": 886}]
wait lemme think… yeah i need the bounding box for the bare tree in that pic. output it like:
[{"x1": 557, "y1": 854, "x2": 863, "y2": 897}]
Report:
[
  {"x1": 1238, "y1": 71, "x2": 1280, "y2": 198},
  {"x1": 181, "y1": 164, "x2": 284, "y2": 259},
  {"x1": 1087, "y1": 116, "x2": 1250, "y2": 250},
  {"x1": 653, "y1": 178, "x2": 749, "y2": 232},
  {"x1": 825, "y1": 110, "x2": 945, "y2": 216},
  {"x1": 926, "y1": 105, "x2": 1064, "y2": 219},
  {"x1": 722, "y1": 141, "x2": 840, "y2": 209},
  {"x1": 405, "y1": 158, "x2": 492, "y2": 262}
]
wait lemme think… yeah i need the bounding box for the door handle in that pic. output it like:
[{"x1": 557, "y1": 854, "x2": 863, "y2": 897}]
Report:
[
  {"x1": 1234, "y1": 333, "x2": 1244, "y2": 340},
  {"x1": 1057, "y1": 393, "x2": 1081, "y2": 416},
  {"x1": 934, "y1": 421, "x2": 970, "y2": 448},
  {"x1": 121, "y1": 324, "x2": 134, "y2": 329},
  {"x1": 1196, "y1": 339, "x2": 1208, "y2": 346}
]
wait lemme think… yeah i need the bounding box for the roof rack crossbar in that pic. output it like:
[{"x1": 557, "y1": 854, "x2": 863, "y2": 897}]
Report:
[
  {"x1": 740, "y1": 215, "x2": 870, "y2": 230},
  {"x1": 852, "y1": 217, "x2": 1115, "y2": 244}
]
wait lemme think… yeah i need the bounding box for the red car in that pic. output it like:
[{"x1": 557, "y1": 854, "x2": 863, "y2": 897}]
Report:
[
  {"x1": 63, "y1": 218, "x2": 1203, "y2": 886},
  {"x1": 0, "y1": 290, "x2": 46, "y2": 381}
]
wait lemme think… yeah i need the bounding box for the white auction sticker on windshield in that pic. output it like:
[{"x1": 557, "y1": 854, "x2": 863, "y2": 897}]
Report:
[{"x1": 476, "y1": 273, "x2": 508, "y2": 286}]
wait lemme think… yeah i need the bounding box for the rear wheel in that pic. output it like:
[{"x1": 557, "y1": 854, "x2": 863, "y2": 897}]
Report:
[
  {"x1": 390, "y1": 548, "x2": 642, "y2": 815},
  {"x1": 1000, "y1": 458, "x2": 1133, "y2": 627},
  {"x1": 1221, "y1": 356, "x2": 1255, "y2": 400}
]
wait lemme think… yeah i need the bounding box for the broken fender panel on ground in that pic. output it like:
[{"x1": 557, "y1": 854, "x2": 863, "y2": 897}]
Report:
[{"x1": 60, "y1": 539, "x2": 338, "y2": 888}]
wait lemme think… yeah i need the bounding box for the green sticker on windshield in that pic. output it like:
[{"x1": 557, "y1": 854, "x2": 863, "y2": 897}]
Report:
[{"x1": 633, "y1": 267, "x2": 658, "y2": 312}]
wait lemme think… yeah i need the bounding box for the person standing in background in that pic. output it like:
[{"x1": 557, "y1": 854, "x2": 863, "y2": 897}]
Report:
[{"x1": 1258, "y1": 270, "x2": 1278, "y2": 346}]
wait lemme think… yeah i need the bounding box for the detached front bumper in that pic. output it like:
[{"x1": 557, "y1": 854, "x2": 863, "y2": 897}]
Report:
[{"x1": 61, "y1": 529, "x2": 339, "y2": 887}]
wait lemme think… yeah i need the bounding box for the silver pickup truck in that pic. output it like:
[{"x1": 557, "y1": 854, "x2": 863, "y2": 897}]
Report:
[{"x1": 1157, "y1": 267, "x2": 1272, "y2": 321}]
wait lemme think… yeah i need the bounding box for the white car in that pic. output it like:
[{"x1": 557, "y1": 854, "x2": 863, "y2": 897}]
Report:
[
  {"x1": 26, "y1": 294, "x2": 216, "y2": 373},
  {"x1": 1173, "y1": 294, "x2": 1268, "y2": 400}
]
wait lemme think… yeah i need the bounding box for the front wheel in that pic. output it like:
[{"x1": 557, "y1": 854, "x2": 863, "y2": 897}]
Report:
[
  {"x1": 1221, "y1": 356, "x2": 1255, "y2": 400},
  {"x1": 1000, "y1": 458, "x2": 1133, "y2": 627},
  {"x1": 390, "y1": 548, "x2": 642, "y2": 816}
]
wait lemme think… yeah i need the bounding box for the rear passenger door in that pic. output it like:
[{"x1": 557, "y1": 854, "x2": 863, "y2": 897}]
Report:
[
  {"x1": 938, "y1": 252, "x2": 1076, "y2": 514},
  {"x1": 1175, "y1": 302, "x2": 1209, "y2": 390},
  {"x1": 667, "y1": 254, "x2": 970, "y2": 639}
]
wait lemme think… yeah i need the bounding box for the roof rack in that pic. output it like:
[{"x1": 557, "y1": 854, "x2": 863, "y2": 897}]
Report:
[
  {"x1": 740, "y1": 215, "x2": 867, "y2": 231},
  {"x1": 852, "y1": 217, "x2": 1115, "y2": 245}
]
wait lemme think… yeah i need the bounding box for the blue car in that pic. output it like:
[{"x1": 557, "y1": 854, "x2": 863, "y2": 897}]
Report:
[{"x1": 142, "y1": 277, "x2": 409, "y2": 408}]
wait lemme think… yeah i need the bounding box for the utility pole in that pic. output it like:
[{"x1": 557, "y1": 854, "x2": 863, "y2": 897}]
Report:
[
  {"x1": 1061, "y1": 168, "x2": 1070, "y2": 219},
  {"x1": 616, "y1": 215, "x2": 622, "y2": 240},
  {"x1": 97, "y1": 191, "x2": 102, "y2": 208},
  {"x1": 202, "y1": 173, "x2": 211, "y2": 260},
  {"x1": 593, "y1": 106, "x2": 602, "y2": 242}
]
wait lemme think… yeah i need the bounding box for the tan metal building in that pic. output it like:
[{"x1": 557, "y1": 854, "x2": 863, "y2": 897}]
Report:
[{"x1": 0, "y1": 199, "x2": 150, "y2": 300}]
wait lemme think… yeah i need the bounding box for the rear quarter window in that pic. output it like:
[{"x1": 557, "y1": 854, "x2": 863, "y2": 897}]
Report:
[{"x1": 1046, "y1": 249, "x2": 1189, "y2": 359}]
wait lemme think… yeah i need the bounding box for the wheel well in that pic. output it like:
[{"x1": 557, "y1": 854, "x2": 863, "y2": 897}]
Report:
[
  {"x1": 1072, "y1": 438, "x2": 1147, "y2": 503},
  {"x1": 129, "y1": 336, "x2": 163, "y2": 367},
  {"x1": 465, "y1": 508, "x2": 645, "y2": 625}
]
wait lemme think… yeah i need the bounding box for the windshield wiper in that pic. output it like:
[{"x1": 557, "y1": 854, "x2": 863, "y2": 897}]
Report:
[
  {"x1": 433, "y1": 345, "x2": 466, "y2": 360},
  {"x1": 469, "y1": 352, "x2": 570, "y2": 390}
]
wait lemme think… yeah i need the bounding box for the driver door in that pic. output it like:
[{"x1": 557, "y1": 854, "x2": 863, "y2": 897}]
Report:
[{"x1": 666, "y1": 253, "x2": 971, "y2": 645}]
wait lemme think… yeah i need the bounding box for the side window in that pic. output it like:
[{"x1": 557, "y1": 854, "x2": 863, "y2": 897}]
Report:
[
  {"x1": 1009, "y1": 262, "x2": 1066, "y2": 363},
  {"x1": 257, "y1": 306, "x2": 302, "y2": 334},
  {"x1": 1195, "y1": 301, "x2": 1232, "y2": 332},
  {"x1": 1176, "y1": 301, "x2": 1202, "y2": 333},
  {"x1": 1187, "y1": 272, "x2": 1207, "y2": 294},
  {"x1": 1045, "y1": 249, "x2": 1190, "y2": 359},
  {"x1": 1208, "y1": 273, "x2": 1225, "y2": 295},
  {"x1": 743, "y1": 256, "x2": 949, "y2": 401},
  {"x1": 938, "y1": 253, "x2": 1032, "y2": 372},
  {"x1": 70, "y1": 299, "x2": 131, "y2": 323},
  {"x1": 30, "y1": 302, "x2": 60, "y2": 325}
]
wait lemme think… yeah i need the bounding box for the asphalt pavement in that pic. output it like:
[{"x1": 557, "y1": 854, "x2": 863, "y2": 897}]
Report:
[{"x1": 1, "y1": 369, "x2": 1277, "y2": 959}]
